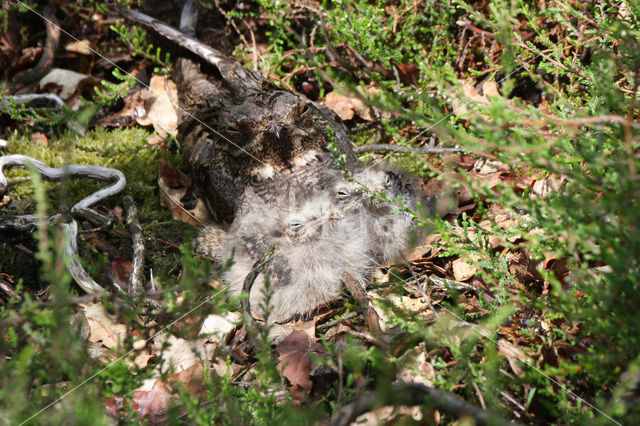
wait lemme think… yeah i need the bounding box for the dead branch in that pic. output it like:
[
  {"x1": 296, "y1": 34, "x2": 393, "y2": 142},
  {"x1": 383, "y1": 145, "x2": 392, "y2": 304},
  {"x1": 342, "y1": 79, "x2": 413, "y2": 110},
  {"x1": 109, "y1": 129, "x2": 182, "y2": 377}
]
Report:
[
  {"x1": 330, "y1": 382, "x2": 516, "y2": 426},
  {"x1": 241, "y1": 246, "x2": 277, "y2": 347},
  {"x1": 0, "y1": 154, "x2": 127, "y2": 295},
  {"x1": 0, "y1": 93, "x2": 66, "y2": 109},
  {"x1": 0, "y1": 154, "x2": 126, "y2": 226},
  {"x1": 63, "y1": 220, "x2": 107, "y2": 294},
  {"x1": 123, "y1": 195, "x2": 144, "y2": 297},
  {"x1": 113, "y1": 4, "x2": 260, "y2": 84},
  {"x1": 342, "y1": 272, "x2": 383, "y2": 337},
  {"x1": 354, "y1": 144, "x2": 462, "y2": 155},
  {"x1": 0, "y1": 213, "x2": 65, "y2": 232}
]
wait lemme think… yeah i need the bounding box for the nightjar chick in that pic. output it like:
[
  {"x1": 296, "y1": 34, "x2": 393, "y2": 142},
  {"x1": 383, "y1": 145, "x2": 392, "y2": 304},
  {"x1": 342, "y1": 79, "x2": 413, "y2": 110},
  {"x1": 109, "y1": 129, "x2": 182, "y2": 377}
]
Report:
[
  {"x1": 334, "y1": 165, "x2": 435, "y2": 264},
  {"x1": 215, "y1": 187, "x2": 373, "y2": 323}
]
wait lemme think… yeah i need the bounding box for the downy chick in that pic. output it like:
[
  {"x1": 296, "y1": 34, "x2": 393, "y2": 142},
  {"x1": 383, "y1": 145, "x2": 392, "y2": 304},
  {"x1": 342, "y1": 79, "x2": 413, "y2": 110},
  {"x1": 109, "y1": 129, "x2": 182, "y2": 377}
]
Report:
[
  {"x1": 333, "y1": 165, "x2": 435, "y2": 263},
  {"x1": 216, "y1": 188, "x2": 373, "y2": 322}
]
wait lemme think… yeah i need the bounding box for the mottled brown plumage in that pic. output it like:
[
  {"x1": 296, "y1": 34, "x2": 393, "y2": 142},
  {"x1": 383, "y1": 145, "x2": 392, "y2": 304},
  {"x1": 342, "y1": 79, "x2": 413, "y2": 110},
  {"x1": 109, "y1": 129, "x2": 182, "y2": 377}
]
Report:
[
  {"x1": 173, "y1": 2, "x2": 359, "y2": 223},
  {"x1": 117, "y1": 2, "x2": 436, "y2": 322},
  {"x1": 116, "y1": 2, "x2": 360, "y2": 222}
]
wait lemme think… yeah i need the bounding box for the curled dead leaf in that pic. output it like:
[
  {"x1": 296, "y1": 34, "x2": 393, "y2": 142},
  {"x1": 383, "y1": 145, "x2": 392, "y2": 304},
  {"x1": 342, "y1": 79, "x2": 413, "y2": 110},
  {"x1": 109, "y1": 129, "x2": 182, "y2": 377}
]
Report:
[
  {"x1": 135, "y1": 75, "x2": 179, "y2": 137},
  {"x1": 452, "y1": 254, "x2": 482, "y2": 281},
  {"x1": 65, "y1": 39, "x2": 93, "y2": 55},
  {"x1": 77, "y1": 302, "x2": 127, "y2": 349},
  {"x1": 39, "y1": 68, "x2": 94, "y2": 100},
  {"x1": 323, "y1": 90, "x2": 373, "y2": 121},
  {"x1": 276, "y1": 329, "x2": 325, "y2": 403}
]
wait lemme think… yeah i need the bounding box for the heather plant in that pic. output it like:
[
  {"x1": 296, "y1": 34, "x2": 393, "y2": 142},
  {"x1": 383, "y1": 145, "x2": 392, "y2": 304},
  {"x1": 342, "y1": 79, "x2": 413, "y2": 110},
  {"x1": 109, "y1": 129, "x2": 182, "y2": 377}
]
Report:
[{"x1": 1, "y1": 0, "x2": 639, "y2": 424}]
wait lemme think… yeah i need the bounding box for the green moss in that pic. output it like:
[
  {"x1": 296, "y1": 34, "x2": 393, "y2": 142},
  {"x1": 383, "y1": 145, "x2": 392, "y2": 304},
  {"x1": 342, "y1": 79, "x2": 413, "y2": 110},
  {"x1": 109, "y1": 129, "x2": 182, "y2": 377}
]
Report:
[{"x1": 3, "y1": 126, "x2": 190, "y2": 289}]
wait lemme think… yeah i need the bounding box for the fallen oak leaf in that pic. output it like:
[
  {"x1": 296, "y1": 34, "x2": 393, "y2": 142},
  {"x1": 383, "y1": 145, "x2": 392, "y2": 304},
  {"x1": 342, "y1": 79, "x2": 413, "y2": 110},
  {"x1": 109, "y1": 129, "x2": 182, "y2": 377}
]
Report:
[
  {"x1": 135, "y1": 75, "x2": 178, "y2": 137},
  {"x1": 77, "y1": 302, "x2": 127, "y2": 350},
  {"x1": 158, "y1": 162, "x2": 209, "y2": 227},
  {"x1": 323, "y1": 90, "x2": 373, "y2": 121},
  {"x1": 276, "y1": 329, "x2": 325, "y2": 402}
]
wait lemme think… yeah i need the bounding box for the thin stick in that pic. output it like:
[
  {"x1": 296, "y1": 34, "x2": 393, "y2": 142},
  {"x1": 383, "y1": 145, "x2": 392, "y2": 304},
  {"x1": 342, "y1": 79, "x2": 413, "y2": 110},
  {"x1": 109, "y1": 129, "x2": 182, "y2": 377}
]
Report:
[
  {"x1": 123, "y1": 195, "x2": 144, "y2": 297},
  {"x1": 63, "y1": 220, "x2": 107, "y2": 294},
  {"x1": 241, "y1": 247, "x2": 277, "y2": 347},
  {"x1": 355, "y1": 144, "x2": 462, "y2": 155},
  {"x1": 330, "y1": 382, "x2": 516, "y2": 426},
  {"x1": 342, "y1": 272, "x2": 382, "y2": 337}
]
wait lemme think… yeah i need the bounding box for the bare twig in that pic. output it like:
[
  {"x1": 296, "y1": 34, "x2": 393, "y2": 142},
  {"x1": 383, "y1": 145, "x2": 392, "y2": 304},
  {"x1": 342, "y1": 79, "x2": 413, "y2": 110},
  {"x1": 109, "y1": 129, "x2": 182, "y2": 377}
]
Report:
[
  {"x1": 0, "y1": 93, "x2": 66, "y2": 109},
  {"x1": 330, "y1": 382, "x2": 515, "y2": 426},
  {"x1": 427, "y1": 275, "x2": 476, "y2": 292},
  {"x1": 0, "y1": 213, "x2": 65, "y2": 232},
  {"x1": 354, "y1": 144, "x2": 462, "y2": 155},
  {"x1": 0, "y1": 154, "x2": 126, "y2": 226},
  {"x1": 473, "y1": 381, "x2": 487, "y2": 410},
  {"x1": 123, "y1": 195, "x2": 144, "y2": 297},
  {"x1": 316, "y1": 311, "x2": 358, "y2": 332},
  {"x1": 342, "y1": 272, "x2": 383, "y2": 337},
  {"x1": 63, "y1": 220, "x2": 107, "y2": 294},
  {"x1": 0, "y1": 279, "x2": 18, "y2": 301},
  {"x1": 241, "y1": 247, "x2": 277, "y2": 347},
  {"x1": 0, "y1": 155, "x2": 127, "y2": 294}
]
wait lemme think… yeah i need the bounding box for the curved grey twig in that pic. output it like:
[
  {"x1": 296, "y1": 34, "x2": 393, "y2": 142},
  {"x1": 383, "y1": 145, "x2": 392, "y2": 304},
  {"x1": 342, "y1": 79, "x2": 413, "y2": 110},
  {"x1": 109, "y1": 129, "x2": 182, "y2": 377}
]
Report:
[
  {"x1": 123, "y1": 195, "x2": 144, "y2": 297},
  {"x1": 63, "y1": 220, "x2": 107, "y2": 294},
  {"x1": 241, "y1": 246, "x2": 277, "y2": 347},
  {"x1": 0, "y1": 93, "x2": 66, "y2": 109},
  {"x1": 0, "y1": 154, "x2": 126, "y2": 225},
  {"x1": 0, "y1": 154, "x2": 127, "y2": 295}
]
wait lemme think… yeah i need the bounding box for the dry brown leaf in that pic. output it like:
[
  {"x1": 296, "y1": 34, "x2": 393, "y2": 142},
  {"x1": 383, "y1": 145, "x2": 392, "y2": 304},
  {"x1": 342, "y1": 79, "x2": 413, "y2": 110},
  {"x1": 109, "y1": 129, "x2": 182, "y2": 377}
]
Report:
[
  {"x1": 396, "y1": 343, "x2": 436, "y2": 387},
  {"x1": 404, "y1": 234, "x2": 443, "y2": 263},
  {"x1": 472, "y1": 159, "x2": 509, "y2": 175},
  {"x1": 276, "y1": 329, "x2": 324, "y2": 402},
  {"x1": 498, "y1": 339, "x2": 532, "y2": 378},
  {"x1": 111, "y1": 256, "x2": 132, "y2": 290},
  {"x1": 505, "y1": 249, "x2": 541, "y2": 283},
  {"x1": 135, "y1": 75, "x2": 178, "y2": 137},
  {"x1": 452, "y1": 254, "x2": 481, "y2": 281},
  {"x1": 132, "y1": 378, "x2": 173, "y2": 420},
  {"x1": 78, "y1": 302, "x2": 127, "y2": 349},
  {"x1": 452, "y1": 81, "x2": 489, "y2": 117},
  {"x1": 269, "y1": 317, "x2": 317, "y2": 344},
  {"x1": 322, "y1": 91, "x2": 373, "y2": 121},
  {"x1": 156, "y1": 334, "x2": 207, "y2": 374},
  {"x1": 373, "y1": 294, "x2": 435, "y2": 332},
  {"x1": 355, "y1": 406, "x2": 425, "y2": 425},
  {"x1": 198, "y1": 311, "x2": 241, "y2": 344},
  {"x1": 32, "y1": 132, "x2": 48, "y2": 146},
  {"x1": 531, "y1": 175, "x2": 566, "y2": 198},
  {"x1": 39, "y1": 68, "x2": 93, "y2": 100},
  {"x1": 158, "y1": 166, "x2": 209, "y2": 228},
  {"x1": 65, "y1": 39, "x2": 93, "y2": 55}
]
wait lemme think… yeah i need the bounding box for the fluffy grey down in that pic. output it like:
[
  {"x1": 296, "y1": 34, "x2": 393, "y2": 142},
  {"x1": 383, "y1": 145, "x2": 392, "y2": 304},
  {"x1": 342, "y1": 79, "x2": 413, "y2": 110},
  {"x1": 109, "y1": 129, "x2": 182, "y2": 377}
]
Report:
[{"x1": 198, "y1": 165, "x2": 433, "y2": 323}]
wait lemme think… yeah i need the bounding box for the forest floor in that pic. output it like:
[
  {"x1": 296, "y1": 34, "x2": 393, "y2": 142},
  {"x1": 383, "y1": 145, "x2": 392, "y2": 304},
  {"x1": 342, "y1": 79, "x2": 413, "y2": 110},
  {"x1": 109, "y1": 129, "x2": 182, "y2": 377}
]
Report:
[{"x1": 1, "y1": 0, "x2": 640, "y2": 424}]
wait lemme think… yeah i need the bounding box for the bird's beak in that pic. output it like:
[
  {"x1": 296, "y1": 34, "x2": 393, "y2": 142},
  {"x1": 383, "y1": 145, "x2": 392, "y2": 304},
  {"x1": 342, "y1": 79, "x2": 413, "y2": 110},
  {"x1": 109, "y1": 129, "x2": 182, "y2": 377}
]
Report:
[{"x1": 269, "y1": 121, "x2": 282, "y2": 139}]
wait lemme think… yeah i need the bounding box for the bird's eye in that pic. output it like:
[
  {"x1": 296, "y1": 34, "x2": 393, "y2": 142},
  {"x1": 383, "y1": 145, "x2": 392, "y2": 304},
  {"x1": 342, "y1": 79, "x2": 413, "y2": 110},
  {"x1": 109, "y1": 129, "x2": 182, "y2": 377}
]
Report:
[
  {"x1": 290, "y1": 220, "x2": 304, "y2": 232},
  {"x1": 336, "y1": 188, "x2": 350, "y2": 199},
  {"x1": 384, "y1": 172, "x2": 394, "y2": 188},
  {"x1": 227, "y1": 123, "x2": 240, "y2": 133},
  {"x1": 250, "y1": 175, "x2": 261, "y2": 185},
  {"x1": 300, "y1": 103, "x2": 312, "y2": 117}
]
